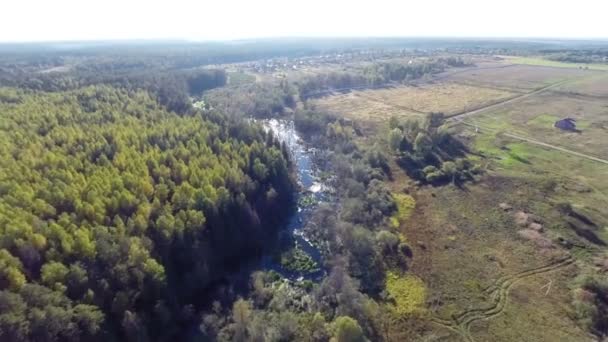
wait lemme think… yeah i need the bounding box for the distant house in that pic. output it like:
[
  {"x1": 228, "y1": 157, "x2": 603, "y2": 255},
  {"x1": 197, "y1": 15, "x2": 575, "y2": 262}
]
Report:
[{"x1": 554, "y1": 118, "x2": 577, "y2": 131}]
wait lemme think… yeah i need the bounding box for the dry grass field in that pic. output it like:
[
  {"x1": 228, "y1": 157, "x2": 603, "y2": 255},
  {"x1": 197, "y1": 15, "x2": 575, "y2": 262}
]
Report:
[
  {"x1": 355, "y1": 83, "x2": 516, "y2": 115},
  {"x1": 401, "y1": 177, "x2": 591, "y2": 341},
  {"x1": 443, "y1": 64, "x2": 594, "y2": 92},
  {"x1": 311, "y1": 82, "x2": 517, "y2": 126},
  {"x1": 552, "y1": 73, "x2": 608, "y2": 98},
  {"x1": 311, "y1": 91, "x2": 423, "y2": 133}
]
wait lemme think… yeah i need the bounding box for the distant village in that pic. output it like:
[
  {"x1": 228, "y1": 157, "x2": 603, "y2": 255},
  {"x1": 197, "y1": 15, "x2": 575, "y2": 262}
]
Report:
[{"x1": 226, "y1": 49, "x2": 436, "y2": 75}]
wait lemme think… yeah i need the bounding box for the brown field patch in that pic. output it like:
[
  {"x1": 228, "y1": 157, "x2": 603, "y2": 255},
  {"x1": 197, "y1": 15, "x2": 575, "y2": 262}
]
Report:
[
  {"x1": 354, "y1": 83, "x2": 516, "y2": 115},
  {"x1": 553, "y1": 73, "x2": 608, "y2": 98},
  {"x1": 311, "y1": 91, "x2": 423, "y2": 134},
  {"x1": 311, "y1": 83, "x2": 516, "y2": 128},
  {"x1": 443, "y1": 64, "x2": 594, "y2": 92}
]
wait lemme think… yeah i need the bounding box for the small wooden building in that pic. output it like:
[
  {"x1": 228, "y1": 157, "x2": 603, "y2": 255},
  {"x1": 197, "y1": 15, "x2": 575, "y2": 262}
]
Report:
[{"x1": 554, "y1": 118, "x2": 577, "y2": 131}]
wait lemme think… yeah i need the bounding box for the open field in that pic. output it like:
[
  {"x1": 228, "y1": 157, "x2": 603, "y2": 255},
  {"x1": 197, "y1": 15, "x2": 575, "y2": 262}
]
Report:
[
  {"x1": 311, "y1": 91, "x2": 423, "y2": 134},
  {"x1": 507, "y1": 56, "x2": 608, "y2": 71},
  {"x1": 353, "y1": 83, "x2": 517, "y2": 115},
  {"x1": 311, "y1": 83, "x2": 517, "y2": 125},
  {"x1": 389, "y1": 132, "x2": 608, "y2": 341},
  {"x1": 465, "y1": 91, "x2": 608, "y2": 160},
  {"x1": 442, "y1": 64, "x2": 594, "y2": 92},
  {"x1": 401, "y1": 178, "x2": 592, "y2": 341},
  {"x1": 552, "y1": 73, "x2": 608, "y2": 98},
  {"x1": 470, "y1": 126, "x2": 608, "y2": 230},
  {"x1": 351, "y1": 132, "x2": 607, "y2": 342}
]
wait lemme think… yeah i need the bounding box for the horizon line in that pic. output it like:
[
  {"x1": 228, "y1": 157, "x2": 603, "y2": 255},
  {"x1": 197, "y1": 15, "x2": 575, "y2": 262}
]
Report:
[{"x1": 2, "y1": 35, "x2": 608, "y2": 45}]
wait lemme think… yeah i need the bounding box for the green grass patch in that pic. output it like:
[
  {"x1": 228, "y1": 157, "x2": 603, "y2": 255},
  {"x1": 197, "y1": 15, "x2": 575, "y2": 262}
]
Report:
[
  {"x1": 391, "y1": 193, "x2": 416, "y2": 228},
  {"x1": 470, "y1": 115, "x2": 529, "y2": 135},
  {"x1": 472, "y1": 131, "x2": 534, "y2": 167},
  {"x1": 501, "y1": 143, "x2": 533, "y2": 167},
  {"x1": 472, "y1": 126, "x2": 608, "y2": 229},
  {"x1": 526, "y1": 114, "x2": 592, "y2": 131},
  {"x1": 527, "y1": 114, "x2": 559, "y2": 127},
  {"x1": 463, "y1": 279, "x2": 482, "y2": 292},
  {"x1": 473, "y1": 130, "x2": 505, "y2": 157},
  {"x1": 507, "y1": 56, "x2": 608, "y2": 71},
  {"x1": 385, "y1": 271, "x2": 427, "y2": 315},
  {"x1": 576, "y1": 120, "x2": 592, "y2": 130}
]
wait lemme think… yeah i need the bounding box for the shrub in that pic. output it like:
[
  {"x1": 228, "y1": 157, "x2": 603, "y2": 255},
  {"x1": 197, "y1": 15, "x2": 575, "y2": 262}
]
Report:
[
  {"x1": 376, "y1": 231, "x2": 400, "y2": 254},
  {"x1": 331, "y1": 316, "x2": 366, "y2": 342},
  {"x1": 384, "y1": 272, "x2": 426, "y2": 316}
]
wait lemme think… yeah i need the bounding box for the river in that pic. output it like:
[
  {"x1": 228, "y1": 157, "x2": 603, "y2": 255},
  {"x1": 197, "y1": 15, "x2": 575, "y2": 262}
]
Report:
[{"x1": 259, "y1": 119, "x2": 328, "y2": 281}]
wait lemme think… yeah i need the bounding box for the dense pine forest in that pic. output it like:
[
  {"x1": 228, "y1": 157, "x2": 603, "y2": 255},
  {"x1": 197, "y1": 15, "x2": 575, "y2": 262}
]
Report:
[{"x1": 0, "y1": 84, "x2": 294, "y2": 341}]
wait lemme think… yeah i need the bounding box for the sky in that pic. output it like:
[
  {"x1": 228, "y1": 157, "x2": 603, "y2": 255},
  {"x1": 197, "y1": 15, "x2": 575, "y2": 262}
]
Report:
[{"x1": 2, "y1": 0, "x2": 607, "y2": 42}]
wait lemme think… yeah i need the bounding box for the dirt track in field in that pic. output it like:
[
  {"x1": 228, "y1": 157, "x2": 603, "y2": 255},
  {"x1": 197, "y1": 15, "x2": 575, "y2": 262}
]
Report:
[{"x1": 430, "y1": 256, "x2": 575, "y2": 342}]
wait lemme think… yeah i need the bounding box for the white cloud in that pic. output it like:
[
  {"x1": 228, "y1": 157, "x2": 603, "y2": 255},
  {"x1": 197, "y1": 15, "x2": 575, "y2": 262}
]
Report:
[{"x1": 1, "y1": 0, "x2": 607, "y2": 42}]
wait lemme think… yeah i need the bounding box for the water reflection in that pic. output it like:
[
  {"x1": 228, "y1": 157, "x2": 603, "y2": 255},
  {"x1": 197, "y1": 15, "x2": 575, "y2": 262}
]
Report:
[{"x1": 260, "y1": 119, "x2": 328, "y2": 281}]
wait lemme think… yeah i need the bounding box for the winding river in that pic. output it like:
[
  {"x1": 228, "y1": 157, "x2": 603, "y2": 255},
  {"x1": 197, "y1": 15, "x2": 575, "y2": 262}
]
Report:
[{"x1": 259, "y1": 119, "x2": 328, "y2": 281}]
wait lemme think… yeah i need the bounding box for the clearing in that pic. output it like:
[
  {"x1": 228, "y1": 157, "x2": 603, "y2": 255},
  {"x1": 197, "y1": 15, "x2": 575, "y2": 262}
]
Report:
[
  {"x1": 311, "y1": 83, "x2": 516, "y2": 124},
  {"x1": 441, "y1": 63, "x2": 594, "y2": 92}
]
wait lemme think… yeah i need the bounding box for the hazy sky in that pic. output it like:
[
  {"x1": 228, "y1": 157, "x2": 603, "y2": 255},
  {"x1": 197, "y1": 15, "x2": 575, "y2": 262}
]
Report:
[{"x1": 2, "y1": 0, "x2": 607, "y2": 42}]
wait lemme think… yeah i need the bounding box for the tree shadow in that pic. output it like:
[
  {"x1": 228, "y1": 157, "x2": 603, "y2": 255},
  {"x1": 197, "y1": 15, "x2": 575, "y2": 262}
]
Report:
[
  {"x1": 569, "y1": 210, "x2": 597, "y2": 228},
  {"x1": 568, "y1": 222, "x2": 606, "y2": 246}
]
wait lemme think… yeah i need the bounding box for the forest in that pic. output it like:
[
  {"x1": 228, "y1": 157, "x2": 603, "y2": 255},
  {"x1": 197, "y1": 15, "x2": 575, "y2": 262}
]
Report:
[
  {"x1": 0, "y1": 46, "x2": 425, "y2": 341},
  {"x1": 0, "y1": 85, "x2": 294, "y2": 341},
  {"x1": 297, "y1": 58, "x2": 469, "y2": 99},
  {"x1": 0, "y1": 65, "x2": 227, "y2": 114}
]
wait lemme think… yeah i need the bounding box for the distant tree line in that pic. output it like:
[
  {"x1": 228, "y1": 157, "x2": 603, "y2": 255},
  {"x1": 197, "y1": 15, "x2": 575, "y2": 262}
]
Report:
[
  {"x1": 542, "y1": 48, "x2": 608, "y2": 64},
  {"x1": 0, "y1": 64, "x2": 227, "y2": 113},
  {"x1": 298, "y1": 57, "x2": 470, "y2": 99}
]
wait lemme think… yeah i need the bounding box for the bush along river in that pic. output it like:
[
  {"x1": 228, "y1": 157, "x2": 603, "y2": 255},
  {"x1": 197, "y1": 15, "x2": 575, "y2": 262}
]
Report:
[{"x1": 259, "y1": 119, "x2": 330, "y2": 281}]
